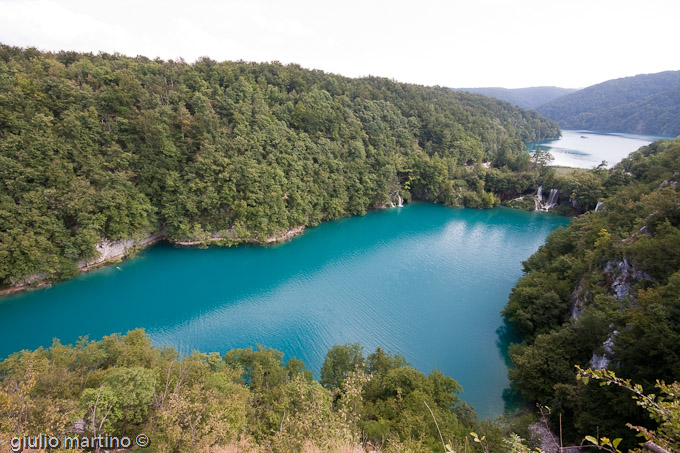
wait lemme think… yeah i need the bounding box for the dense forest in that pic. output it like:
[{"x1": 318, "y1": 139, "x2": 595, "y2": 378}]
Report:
[
  {"x1": 0, "y1": 44, "x2": 560, "y2": 290},
  {"x1": 537, "y1": 71, "x2": 680, "y2": 136},
  {"x1": 454, "y1": 86, "x2": 577, "y2": 110},
  {"x1": 4, "y1": 43, "x2": 680, "y2": 452},
  {"x1": 504, "y1": 137, "x2": 680, "y2": 450}
]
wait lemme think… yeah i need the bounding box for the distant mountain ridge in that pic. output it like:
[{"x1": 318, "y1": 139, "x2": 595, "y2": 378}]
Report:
[
  {"x1": 537, "y1": 71, "x2": 680, "y2": 136},
  {"x1": 454, "y1": 86, "x2": 577, "y2": 110}
]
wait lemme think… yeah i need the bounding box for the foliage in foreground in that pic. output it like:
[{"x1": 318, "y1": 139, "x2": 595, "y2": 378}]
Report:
[
  {"x1": 577, "y1": 367, "x2": 680, "y2": 453},
  {"x1": 0, "y1": 329, "x2": 541, "y2": 452}
]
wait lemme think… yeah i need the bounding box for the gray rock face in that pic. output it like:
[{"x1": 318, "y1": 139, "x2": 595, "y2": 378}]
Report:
[
  {"x1": 77, "y1": 232, "x2": 164, "y2": 268},
  {"x1": 9, "y1": 272, "x2": 48, "y2": 286},
  {"x1": 6, "y1": 232, "x2": 164, "y2": 292},
  {"x1": 528, "y1": 422, "x2": 584, "y2": 452},
  {"x1": 603, "y1": 258, "x2": 650, "y2": 300},
  {"x1": 590, "y1": 331, "x2": 618, "y2": 370},
  {"x1": 570, "y1": 280, "x2": 591, "y2": 320}
]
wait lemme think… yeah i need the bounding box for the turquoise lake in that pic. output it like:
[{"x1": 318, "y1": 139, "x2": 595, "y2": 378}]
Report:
[
  {"x1": 0, "y1": 204, "x2": 568, "y2": 418},
  {"x1": 527, "y1": 129, "x2": 672, "y2": 168}
]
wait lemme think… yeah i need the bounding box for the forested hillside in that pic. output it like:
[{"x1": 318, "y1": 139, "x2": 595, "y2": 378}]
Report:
[
  {"x1": 504, "y1": 137, "x2": 680, "y2": 448},
  {"x1": 455, "y1": 86, "x2": 577, "y2": 110},
  {"x1": 0, "y1": 44, "x2": 559, "y2": 289},
  {"x1": 537, "y1": 71, "x2": 680, "y2": 135}
]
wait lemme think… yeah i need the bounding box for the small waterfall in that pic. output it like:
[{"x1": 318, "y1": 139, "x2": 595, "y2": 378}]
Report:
[
  {"x1": 533, "y1": 186, "x2": 543, "y2": 211},
  {"x1": 388, "y1": 191, "x2": 403, "y2": 208},
  {"x1": 535, "y1": 186, "x2": 558, "y2": 211},
  {"x1": 544, "y1": 189, "x2": 559, "y2": 210},
  {"x1": 595, "y1": 201, "x2": 603, "y2": 212}
]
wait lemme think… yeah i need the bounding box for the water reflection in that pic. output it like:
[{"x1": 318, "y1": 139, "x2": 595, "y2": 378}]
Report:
[{"x1": 527, "y1": 129, "x2": 670, "y2": 168}]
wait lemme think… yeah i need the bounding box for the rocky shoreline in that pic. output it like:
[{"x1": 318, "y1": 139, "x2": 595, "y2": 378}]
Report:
[{"x1": 0, "y1": 226, "x2": 306, "y2": 297}]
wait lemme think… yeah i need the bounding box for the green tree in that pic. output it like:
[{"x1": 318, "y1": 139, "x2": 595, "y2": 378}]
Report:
[{"x1": 320, "y1": 343, "x2": 365, "y2": 390}]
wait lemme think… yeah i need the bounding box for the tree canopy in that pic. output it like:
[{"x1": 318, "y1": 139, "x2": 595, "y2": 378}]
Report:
[{"x1": 0, "y1": 44, "x2": 559, "y2": 288}]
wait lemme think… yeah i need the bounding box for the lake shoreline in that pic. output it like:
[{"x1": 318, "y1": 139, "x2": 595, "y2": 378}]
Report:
[
  {"x1": 0, "y1": 225, "x2": 307, "y2": 297},
  {"x1": 0, "y1": 199, "x2": 566, "y2": 298},
  {"x1": 0, "y1": 203, "x2": 569, "y2": 417},
  {"x1": 527, "y1": 129, "x2": 670, "y2": 169}
]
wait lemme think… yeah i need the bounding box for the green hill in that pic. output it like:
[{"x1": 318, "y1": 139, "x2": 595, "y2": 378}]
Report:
[
  {"x1": 455, "y1": 86, "x2": 577, "y2": 110},
  {"x1": 537, "y1": 71, "x2": 680, "y2": 135},
  {"x1": 0, "y1": 44, "x2": 559, "y2": 288},
  {"x1": 504, "y1": 137, "x2": 680, "y2": 448}
]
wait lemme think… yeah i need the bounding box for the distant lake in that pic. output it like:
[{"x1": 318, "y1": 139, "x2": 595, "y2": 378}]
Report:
[
  {"x1": 0, "y1": 204, "x2": 568, "y2": 418},
  {"x1": 527, "y1": 129, "x2": 672, "y2": 168}
]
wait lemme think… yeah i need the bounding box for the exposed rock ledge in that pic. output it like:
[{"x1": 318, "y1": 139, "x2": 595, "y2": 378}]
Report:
[
  {"x1": 529, "y1": 422, "x2": 584, "y2": 452},
  {"x1": 174, "y1": 225, "x2": 305, "y2": 246},
  {"x1": 1, "y1": 226, "x2": 306, "y2": 296},
  {"x1": 603, "y1": 258, "x2": 650, "y2": 300},
  {"x1": 0, "y1": 232, "x2": 165, "y2": 296},
  {"x1": 265, "y1": 225, "x2": 305, "y2": 243},
  {"x1": 2, "y1": 272, "x2": 52, "y2": 296},
  {"x1": 590, "y1": 330, "x2": 618, "y2": 370},
  {"x1": 78, "y1": 232, "x2": 166, "y2": 270}
]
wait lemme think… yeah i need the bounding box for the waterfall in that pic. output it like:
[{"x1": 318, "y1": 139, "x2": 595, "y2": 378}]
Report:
[
  {"x1": 595, "y1": 201, "x2": 603, "y2": 212},
  {"x1": 533, "y1": 186, "x2": 543, "y2": 211},
  {"x1": 545, "y1": 189, "x2": 559, "y2": 210},
  {"x1": 388, "y1": 191, "x2": 403, "y2": 208},
  {"x1": 535, "y1": 186, "x2": 558, "y2": 211}
]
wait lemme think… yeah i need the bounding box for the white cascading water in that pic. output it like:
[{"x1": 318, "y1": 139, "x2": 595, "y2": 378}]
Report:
[
  {"x1": 544, "y1": 189, "x2": 559, "y2": 210},
  {"x1": 535, "y1": 186, "x2": 559, "y2": 211},
  {"x1": 534, "y1": 186, "x2": 543, "y2": 211},
  {"x1": 388, "y1": 191, "x2": 402, "y2": 208},
  {"x1": 595, "y1": 201, "x2": 603, "y2": 212}
]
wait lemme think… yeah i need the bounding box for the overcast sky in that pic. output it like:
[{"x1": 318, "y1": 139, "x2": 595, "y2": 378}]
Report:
[{"x1": 0, "y1": 0, "x2": 677, "y2": 89}]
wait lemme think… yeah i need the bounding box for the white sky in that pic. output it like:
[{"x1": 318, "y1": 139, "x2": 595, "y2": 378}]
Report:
[{"x1": 0, "y1": 0, "x2": 678, "y2": 89}]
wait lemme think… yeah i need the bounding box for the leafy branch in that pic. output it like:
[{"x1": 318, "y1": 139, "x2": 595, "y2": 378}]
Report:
[{"x1": 576, "y1": 366, "x2": 679, "y2": 452}]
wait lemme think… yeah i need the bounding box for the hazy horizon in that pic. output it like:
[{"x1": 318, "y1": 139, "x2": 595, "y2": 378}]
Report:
[
  {"x1": 1, "y1": 0, "x2": 678, "y2": 89},
  {"x1": 3, "y1": 39, "x2": 677, "y2": 92}
]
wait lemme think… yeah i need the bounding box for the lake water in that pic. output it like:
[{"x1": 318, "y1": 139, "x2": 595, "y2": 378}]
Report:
[
  {"x1": 527, "y1": 129, "x2": 672, "y2": 168},
  {"x1": 0, "y1": 204, "x2": 568, "y2": 418}
]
